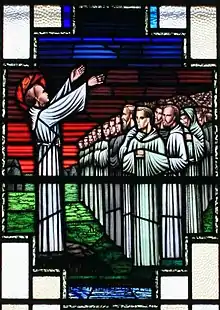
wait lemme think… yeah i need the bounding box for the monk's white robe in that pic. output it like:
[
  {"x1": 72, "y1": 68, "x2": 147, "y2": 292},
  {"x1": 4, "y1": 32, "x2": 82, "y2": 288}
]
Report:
[
  {"x1": 201, "y1": 122, "x2": 213, "y2": 211},
  {"x1": 88, "y1": 144, "x2": 95, "y2": 213},
  {"x1": 181, "y1": 108, "x2": 205, "y2": 233},
  {"x1": 93, "y1": 140, "x2": 109, "y2": 225},
  {"x1": 162, "y1": 124, "x2": 188, "y2": 259},
  {"x1": 107, "y1": 134, "x2": 125, "y2": 246},
  {"x1": 122, "y1": 128, "x2": 169, "y2": 266},
  {"x1": 78, "y1": 149, "x2": 85, "y2": 201},
  {"x1": 119, "y1": 127, "x2": 137, "y2": 258},
  {"x1": 93, "y1": 141, "x2": 102, "y2": 223},
  {"x1": 83, "y1": 146, "x2": 90, "y2": 207},
  {"x1": 29, "y1": 79, "x2": 86, "y2": 253}
]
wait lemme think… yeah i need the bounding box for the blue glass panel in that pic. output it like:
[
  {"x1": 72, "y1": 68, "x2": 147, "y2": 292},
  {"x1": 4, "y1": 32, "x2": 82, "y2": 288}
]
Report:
[
  {"x1": 38, "y1": 36, "x2": 183, "y2": 60},
  {"x1": 150, "y1": 6, "x2": 158, "y2": 28},
  {"x1": 62, "y1": 5, "x2": 71, "y2": 28},
  {"x1": 69, "y1": 286, "x2": 152, "y2": 299}
]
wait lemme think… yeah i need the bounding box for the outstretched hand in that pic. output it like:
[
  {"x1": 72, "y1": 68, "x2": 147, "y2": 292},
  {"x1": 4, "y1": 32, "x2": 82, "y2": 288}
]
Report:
[
  {"x1": 88, "y1": 74, "x2": 105, "y2": 87},
  {"x1": 70, "y1": 65, "x2": 85, "y2": 82}
]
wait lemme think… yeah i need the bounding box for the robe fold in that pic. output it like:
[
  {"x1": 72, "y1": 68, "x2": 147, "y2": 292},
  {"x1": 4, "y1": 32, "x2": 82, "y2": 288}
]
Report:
[
  {"x1": 82, "y1": 146, "x2": 90, "y2": 207},
  {"x1": 161, "y1": 124, "x2": 188, "y2": 259},
  {"x1": 78, "y1": 149, "x2": 85, "y2": 201},
  {"x1": 29, "y1": 79, "x2": 87, "y2": 253},
  {"x1": 107, "y1": 134, "x2": 125, "y2": 246},
  {"x1": 93, "y1": 140, "x2": 109, "y2": 225},
  {"x1": 181, "y1": 108, "x2": 205, "y2": 233},
  {"x1": 201, "y1": 122, "x2": 213, "y2": 211},
  {"x1": 122, "y1": 128, "x2": 169, "y2": 266}
]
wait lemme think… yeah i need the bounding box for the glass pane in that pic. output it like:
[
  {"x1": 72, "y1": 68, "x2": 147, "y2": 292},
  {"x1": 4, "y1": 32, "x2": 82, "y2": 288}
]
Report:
[
  {"x1": 160, "y1": 276, "x2": 188, "y2": 299},
  {"x1": 33, "y1": 277, "x2": 61, "y2": 299},
  {"x1": 150, "y1": 6, "x2": 158, "y2": 28},
  {"x1": 192, "y1": 243, "x2": 219, "y2": 299},
  {"x1": 3, "y1": 5, "x2": 30, "y2": 59},
  {"x1": 190, "y1": 6, "x2": 217, "y2": 59},
  {"x1": 2, "y1": 243, "x2": 29, "y2": 298},
  {"x1": 159, "y1": 6, "x2": 186, "y2": 28},
  {"x1": 34, "y1": 5, "x2": 61, "y2": 27}
]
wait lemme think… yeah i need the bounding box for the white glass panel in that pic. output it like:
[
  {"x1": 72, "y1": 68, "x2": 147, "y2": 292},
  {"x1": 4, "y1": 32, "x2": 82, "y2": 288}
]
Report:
[
  {"x1": 2, "y1": 306, "x2": 29, "y2": 310},
  {"x1": 192, "y1": 306, "x2": 219, "y2": 310},
  {"x1": 3, "y1": 6, "x2": 30, "y2": 59},
  {"x1": 190, "y1": 7, "x2": 216, "y2": 59},
  {"x1": 33, "y1": 276, "x2": 61, "y2": 299},
  {"x1": 159, "y1": 6, "x2": 186, "y2": 28},
  {"x1": 2, "y1": 243, "x2": 29, "y2": 298},
  {"x1": 34, "y1": 5, "x2": 61, "y2": 28},
  {"x1": 192, "y1": 243, "x2": 219, "y2": 299},
  {"x1": 161, "y1": 306, "x2": 188, "y2": 310},
  {"x1": 33, "y1": 306, "x2": 60, "y2": 310},
  {"x1": 161, "y1": 276, "x2": 188, "y2": 299}
]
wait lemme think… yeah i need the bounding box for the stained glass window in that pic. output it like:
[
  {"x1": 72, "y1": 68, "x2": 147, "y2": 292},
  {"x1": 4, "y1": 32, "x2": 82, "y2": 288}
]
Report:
[{"x1": 1, "y1": 2, "x2": 219, "y2": 309}]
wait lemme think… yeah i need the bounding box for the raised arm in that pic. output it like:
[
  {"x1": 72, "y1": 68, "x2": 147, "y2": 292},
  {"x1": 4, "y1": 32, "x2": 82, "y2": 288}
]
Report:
[
  {"x1": 40, "y1": 83, "x2": 87, "y2": 127},
  {"x1": 50, "y1": 66, "x2": 85, "y2": 104}
]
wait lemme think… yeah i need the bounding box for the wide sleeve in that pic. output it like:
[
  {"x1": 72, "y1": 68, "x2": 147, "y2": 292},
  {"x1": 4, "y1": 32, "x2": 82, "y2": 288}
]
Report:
[
  {"x1": 190, "y1": 124, "x2": 205, "y2": 162},
  {"x1": 94, "y1": 141, "x2": 109, "y2": 168},
  {"x1": 122, "y1": 139, "x2": 137, "y2": 174},
  {"x1": 50, "y1": 78, "x2": 72, "y2": 104},
  {"x1": 144, "y1": 138, "x2": 169, "y2": 176},
  {"x1": 123, "y1": 137, "x2": 169, "y2": 176},
  {"x1": 119, "y1": 128, "x2": 137, "y2": 162},
  {"x1": 40, "y1": 83, "x2": 87, "y2": 127},
  {"x1": 167, "y1": 132, "x2": 188, "y2": 174}
]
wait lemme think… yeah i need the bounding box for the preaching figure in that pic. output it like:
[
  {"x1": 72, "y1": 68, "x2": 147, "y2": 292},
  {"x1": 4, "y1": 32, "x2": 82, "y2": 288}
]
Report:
[
  {"x1": 161, "y1": 105, "x2": 188, "y2": 260},
  {"x1": 180, "y1": 107, "x2": 205, "y2": 233},
  {"x1": 121, "y1": 106, "x2": 169, "y2": 266},
  {"x1": 16, "y1": 66, "x2": 104, "y2": 257}
]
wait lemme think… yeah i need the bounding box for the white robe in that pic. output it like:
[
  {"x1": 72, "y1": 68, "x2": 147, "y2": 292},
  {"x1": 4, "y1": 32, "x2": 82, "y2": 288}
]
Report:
[
  {"x1": 29, "y1": 79, "x2": 86, "y2": 253},
  {"x1": 162, "y1": 124, "x2": 188, "y2": 259},
  {"x1": 79, "y1": 149, "x2": 85, "y2": 201},
  {"x1": 82, "y1": 147, "x2": 90, "y2": 207},
  {"x1": 181, "y1": 108, "x2": 205, "y2": 233},
  {"x1": 119, "y1": 127, "x2": 137, "y2": 258},
  {"x1": 201, "y1": 122, "x2": 213, "y2": 211},
  {"x1": 93, "y1": 140, "x2": 109, "y2": 225},
  {"x1": 107, "y1": 135, "x2": 125, "y2": 246},
  {"x1": 122, "y1": 128, "x2": 169, "y2": 266}
]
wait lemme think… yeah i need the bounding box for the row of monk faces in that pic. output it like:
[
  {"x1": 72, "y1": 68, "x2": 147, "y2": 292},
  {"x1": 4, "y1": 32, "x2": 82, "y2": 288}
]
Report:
[{"x1": 79, "y1": 104, "x2": 213, "y2": 149}]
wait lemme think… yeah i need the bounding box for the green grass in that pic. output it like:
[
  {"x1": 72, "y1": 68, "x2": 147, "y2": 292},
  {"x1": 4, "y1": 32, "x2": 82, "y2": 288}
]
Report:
[
  {"x1": 7, "y1": 211, "x2": 34, "y2": 233},
  {"x1": 203, "y1": 200, "x2": 214, "y2": 233},
  {"x1": 8, "y1": 192, "x2": 35, "y2": 210}
]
